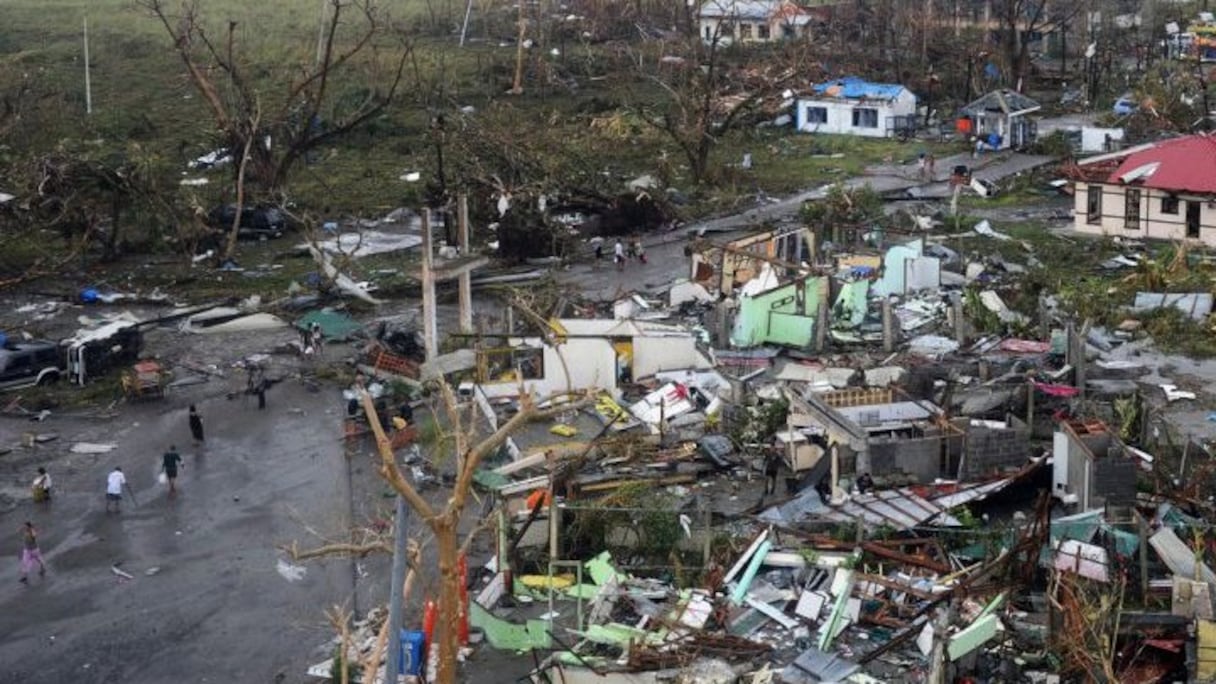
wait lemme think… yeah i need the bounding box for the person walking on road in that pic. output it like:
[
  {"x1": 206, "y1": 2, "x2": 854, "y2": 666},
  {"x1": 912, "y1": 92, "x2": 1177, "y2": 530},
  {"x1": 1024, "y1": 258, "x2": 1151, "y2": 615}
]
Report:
[
  {"x1": 105, "y1": 466, "x2": 128, "y2": 513},
  {"x1": 18, "y1": 521, "x2": 46, "y2": 583},
  {"x1": 188, "y1": 405, "x2": 205, "y2": 444},
  {"x1": 162, "y1": 446, "x2": 183, "y2": 496},
  {"x1": 31, "y1": 467, "x2": 52, "y2": 503},
  {"x1": 635, "y1": 240, "x2": 647, "y2": 265},
  {"x1": 309, "y1": 322, "x2": 324, "y2": 357},
  {"x1": 613, "y1": 239, "x2": 625, "y2": 271}
]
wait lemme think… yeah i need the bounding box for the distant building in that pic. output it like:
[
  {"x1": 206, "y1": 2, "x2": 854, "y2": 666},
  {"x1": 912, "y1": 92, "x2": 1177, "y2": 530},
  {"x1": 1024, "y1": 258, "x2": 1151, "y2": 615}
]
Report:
[
  {"x1": 1070, "y1": 134, "x2": 1216, "y2": 244},
  {"x1": 697, "y1": 0, "x2": 821, "y2": 45},
  {"x1": 793, "y1": 77, "x2": 916, "y2": 138}
]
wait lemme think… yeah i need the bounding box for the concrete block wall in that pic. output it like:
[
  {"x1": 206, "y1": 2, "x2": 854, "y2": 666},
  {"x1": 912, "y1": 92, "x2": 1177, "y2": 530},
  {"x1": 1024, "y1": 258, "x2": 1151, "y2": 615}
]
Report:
[
  {"x1": 961, "y1": 421, "x2": 1030, "y2": 478},
  {"x1": 1092, "y1": 455, "x2": 1138, "y2": 508},
  {"x1": 869, "y1": 436, "x2": 942, "y2": 483}
]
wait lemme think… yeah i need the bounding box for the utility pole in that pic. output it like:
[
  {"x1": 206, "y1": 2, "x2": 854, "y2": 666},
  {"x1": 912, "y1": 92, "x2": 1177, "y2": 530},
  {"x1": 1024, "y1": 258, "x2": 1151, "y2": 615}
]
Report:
[
  {"x1": 83, "y1": 16, "x2": 93, "y2": 115},
  {"x1": 459, "y1": 0, "x2": 474, "y2": 47},
  {"x1": 382, "y1": 495, "x2": 409, "y2": 684},
  {"x1": 315, "y1": 0, "x2": 328, "y2": 67}
]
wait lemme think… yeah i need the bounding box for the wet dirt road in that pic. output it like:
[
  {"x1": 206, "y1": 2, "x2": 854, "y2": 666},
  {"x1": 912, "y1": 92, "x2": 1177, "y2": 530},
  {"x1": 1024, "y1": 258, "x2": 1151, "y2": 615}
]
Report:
[{"x1": 0, "y1": 381, "x2": 356, "y2": 683}]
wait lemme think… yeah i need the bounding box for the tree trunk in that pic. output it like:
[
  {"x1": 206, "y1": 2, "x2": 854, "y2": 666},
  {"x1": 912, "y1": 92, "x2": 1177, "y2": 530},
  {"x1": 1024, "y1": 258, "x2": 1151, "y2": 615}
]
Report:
[
  {"x1": 224, "y1": 133, "x2": 256, "y2": 261},
  {"x1": 104, "y1": 195, "x2": 122, "y2": 262},
  {"x1": 433, "y1": 517, "x2": 462, "y2": 684}
]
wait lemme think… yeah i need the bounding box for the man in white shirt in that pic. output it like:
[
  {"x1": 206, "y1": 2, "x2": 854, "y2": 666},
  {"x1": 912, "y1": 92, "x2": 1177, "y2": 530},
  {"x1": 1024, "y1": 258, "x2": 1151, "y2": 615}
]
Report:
[
  {"x1": 31, "y1": 467, "x2": 52, "y2": 503},
  {"x1": 106, "y1": 467, "x2": 128, "y2": 513}
]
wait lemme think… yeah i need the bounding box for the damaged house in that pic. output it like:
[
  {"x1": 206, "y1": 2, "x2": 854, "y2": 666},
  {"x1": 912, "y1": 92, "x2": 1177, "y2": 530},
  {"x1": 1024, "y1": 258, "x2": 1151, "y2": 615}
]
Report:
[
  {"x1": 794, "y1": 77, "x2": 917, "y2": 138},
  {"x1": 720, "y1": 238, "x2": 943, "y2": 350},
  {"x1": 787, "y1": 386, "x2": 1032, "y2": 485},
  {"x1": 475, "y1": 318, "x2": 713, "y2": 400},
  {"x1": 1070, "y1": 133, "x2": 1216, "y2": 244},
  {"x1": 957, "y1": 89, "x2": 1040, "y2": 150},
  {"x1": 1051, "y1": 418, "x2": 1140, "y2": 512},
  {"x1": 688, "y1": 227, "x2": 816, "y2": 298}
]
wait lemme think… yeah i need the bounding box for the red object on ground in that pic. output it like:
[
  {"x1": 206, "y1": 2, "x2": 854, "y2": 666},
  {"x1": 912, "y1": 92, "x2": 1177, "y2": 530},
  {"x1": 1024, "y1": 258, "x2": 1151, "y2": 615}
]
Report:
[
  {"x1": 457, "y1": 554, "x2": 470, "y2": 645},
  {"x1": 422, "y1": 599, "x2": 438, "y2": 648},
  {"x1": 998, "y1": 338, "x2": 1051, "y2": 354},
  {"x1": 1033, "y1": 382, "x2": 1081, "y2": 398}
]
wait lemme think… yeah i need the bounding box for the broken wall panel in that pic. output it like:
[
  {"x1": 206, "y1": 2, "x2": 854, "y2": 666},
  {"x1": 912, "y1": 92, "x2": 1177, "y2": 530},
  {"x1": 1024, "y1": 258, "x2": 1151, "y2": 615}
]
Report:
[{"x1": 730, "y1": 277, "x2": 827, "y2": 348}]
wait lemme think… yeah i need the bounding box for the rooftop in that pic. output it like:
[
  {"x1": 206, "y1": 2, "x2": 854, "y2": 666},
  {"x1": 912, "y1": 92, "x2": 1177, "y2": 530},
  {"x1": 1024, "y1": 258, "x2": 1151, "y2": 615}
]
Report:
[
  {"x1": 1108, "y1": 133, "x2": 1216, "y2": 194},
  {"x1": 961, "y1": 89, "x2": 1041, "y2": 116},
  {"x1": 698, "y1": 0, "x2": 784, "y2": 19},
  {"x1": 807, "y1": 77, "x2": 908, "y2": 101}
]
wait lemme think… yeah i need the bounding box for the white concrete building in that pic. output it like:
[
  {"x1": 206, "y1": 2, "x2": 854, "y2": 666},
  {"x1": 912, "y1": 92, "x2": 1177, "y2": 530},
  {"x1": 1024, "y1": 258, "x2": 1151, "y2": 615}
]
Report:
[
  {"x1": 794, "y1": 78, "x2": 916, "y2": 138},
  {"x1": 698, "y1": 0, "x2": 818, "y2": 46},
  {"x1": 475, "y1": 319, "x2": 713, "y2": 400},
  {"x1": 1071, "y1": 134, "x2": 1216, "y2": 244}
]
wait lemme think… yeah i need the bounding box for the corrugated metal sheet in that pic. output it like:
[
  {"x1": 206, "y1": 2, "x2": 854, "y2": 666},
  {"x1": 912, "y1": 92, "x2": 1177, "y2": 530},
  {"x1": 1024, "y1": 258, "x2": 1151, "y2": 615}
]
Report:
[
  {"x1": 792, "y1": 647, "x2": 860, "y2": 680},
  {"x1": 1149, "y1": 526, "x2": 1216, "y2": 584},
  {"x1": 810, "y1": 77, "x2": 908, "y2": 101},
  {"x1": 825, "y1": 488, "x2": 961, "y2": 530},
  {"x1": 1132, "y1": 292, "x2": 1213, "y2": 321}
]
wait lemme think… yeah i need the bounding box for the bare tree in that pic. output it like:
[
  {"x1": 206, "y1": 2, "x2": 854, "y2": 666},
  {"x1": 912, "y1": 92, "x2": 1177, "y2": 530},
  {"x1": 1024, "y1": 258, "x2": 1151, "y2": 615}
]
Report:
[
  {"x1": 359, "y1": 383, "x2": 590, "y2": 684},
  {"x1": 141, "y1": 0, "x2": 413, "y2": 258},
  {"x1": 634, "y1": 32, "x2": 802, "y2": 185},
  {"x1": 990, "y1": 0, "x2": 1083, "y2": 89}
]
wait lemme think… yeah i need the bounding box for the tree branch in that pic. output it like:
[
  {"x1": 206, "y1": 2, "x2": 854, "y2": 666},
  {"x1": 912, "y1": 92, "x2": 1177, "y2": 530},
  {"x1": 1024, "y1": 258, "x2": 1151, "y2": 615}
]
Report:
[
  {"x1": 360, "y1": 391, "x2": 439, "y2": 522},
  {"x1": 283, "y1": 537, "x2": 391, "y2": 560}
]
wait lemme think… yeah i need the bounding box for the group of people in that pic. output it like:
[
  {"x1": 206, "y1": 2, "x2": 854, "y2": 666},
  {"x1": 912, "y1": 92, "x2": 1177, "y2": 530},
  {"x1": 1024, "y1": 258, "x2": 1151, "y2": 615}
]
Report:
[
  {"x1": 300, "y1": 321, "x2": 325, "y2": 357},
  {"x1": 19, "y1": 404, "x2": 208, "y2": 584},
  {"x1": 594, "y1": 237, "x2": 647, "y2": 271}
]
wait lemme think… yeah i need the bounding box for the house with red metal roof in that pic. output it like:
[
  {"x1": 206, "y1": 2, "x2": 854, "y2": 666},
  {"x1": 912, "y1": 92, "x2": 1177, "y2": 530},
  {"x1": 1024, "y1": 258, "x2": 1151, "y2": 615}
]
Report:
[{"x1": 1071, "y1": 134, "x2": 1216, "y2": 243}]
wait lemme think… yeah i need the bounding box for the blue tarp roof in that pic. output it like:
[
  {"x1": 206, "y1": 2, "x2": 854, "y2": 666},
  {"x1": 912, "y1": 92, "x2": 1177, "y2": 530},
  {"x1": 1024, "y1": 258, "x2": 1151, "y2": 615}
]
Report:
[{"x1": 810, "y1": 77, "x2": 907, "y2": 101}]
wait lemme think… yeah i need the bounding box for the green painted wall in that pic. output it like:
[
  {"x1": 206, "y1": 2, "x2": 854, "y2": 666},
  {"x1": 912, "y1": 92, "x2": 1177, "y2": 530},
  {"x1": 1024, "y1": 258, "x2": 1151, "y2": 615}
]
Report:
[{"x1": 730, "y1": 277, "x2": 827, "y2": 348}]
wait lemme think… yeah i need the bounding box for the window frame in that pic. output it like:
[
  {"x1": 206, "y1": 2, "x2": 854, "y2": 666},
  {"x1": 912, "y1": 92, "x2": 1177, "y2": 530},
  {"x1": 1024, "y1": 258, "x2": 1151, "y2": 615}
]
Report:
[
  {"x1": 1161, "y1": 194, "x2": 1180, "y2": 215},
  {"x1": 805, "y1": 106, "x2": 828, "y2": 125},
  {"x1": 1086, "y1": 185, "x2": 1102, "y2": 225},
  {"x1": 852, "y1": 107, "x2": 879, "y2": 129},
  {"x1": 1124, "y1": 188, "x2": 1141, "y2": 230}
]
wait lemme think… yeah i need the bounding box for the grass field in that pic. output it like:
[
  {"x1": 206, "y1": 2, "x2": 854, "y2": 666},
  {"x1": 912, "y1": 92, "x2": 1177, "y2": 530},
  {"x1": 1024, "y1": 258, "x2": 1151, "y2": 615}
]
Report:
[{"x1": 0, "y1": 0, "x2": 959, "y2": 226}]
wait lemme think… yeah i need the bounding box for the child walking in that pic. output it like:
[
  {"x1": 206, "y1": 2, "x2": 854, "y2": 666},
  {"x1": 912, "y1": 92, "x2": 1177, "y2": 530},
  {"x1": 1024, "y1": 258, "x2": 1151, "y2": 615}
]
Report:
[{"x1": 19, "y1": 521, "x2": 46, "y2": 583}]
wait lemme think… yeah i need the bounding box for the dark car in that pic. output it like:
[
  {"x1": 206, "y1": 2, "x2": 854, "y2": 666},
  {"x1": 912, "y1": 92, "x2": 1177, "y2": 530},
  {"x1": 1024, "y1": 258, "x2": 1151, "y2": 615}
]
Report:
[
  {"x1": 207, "y1": 205, "x2": 287, "y2": 240},
  {"x1": 0, "y1": 340, "x2": 64, "y2": 391}
]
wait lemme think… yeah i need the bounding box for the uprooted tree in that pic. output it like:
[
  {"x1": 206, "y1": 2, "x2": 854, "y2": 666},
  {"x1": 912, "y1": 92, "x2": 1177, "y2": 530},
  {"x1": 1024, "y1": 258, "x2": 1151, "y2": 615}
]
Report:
[{"x1": 141, "y1": 0, "x2": 412, "y2": 259}]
